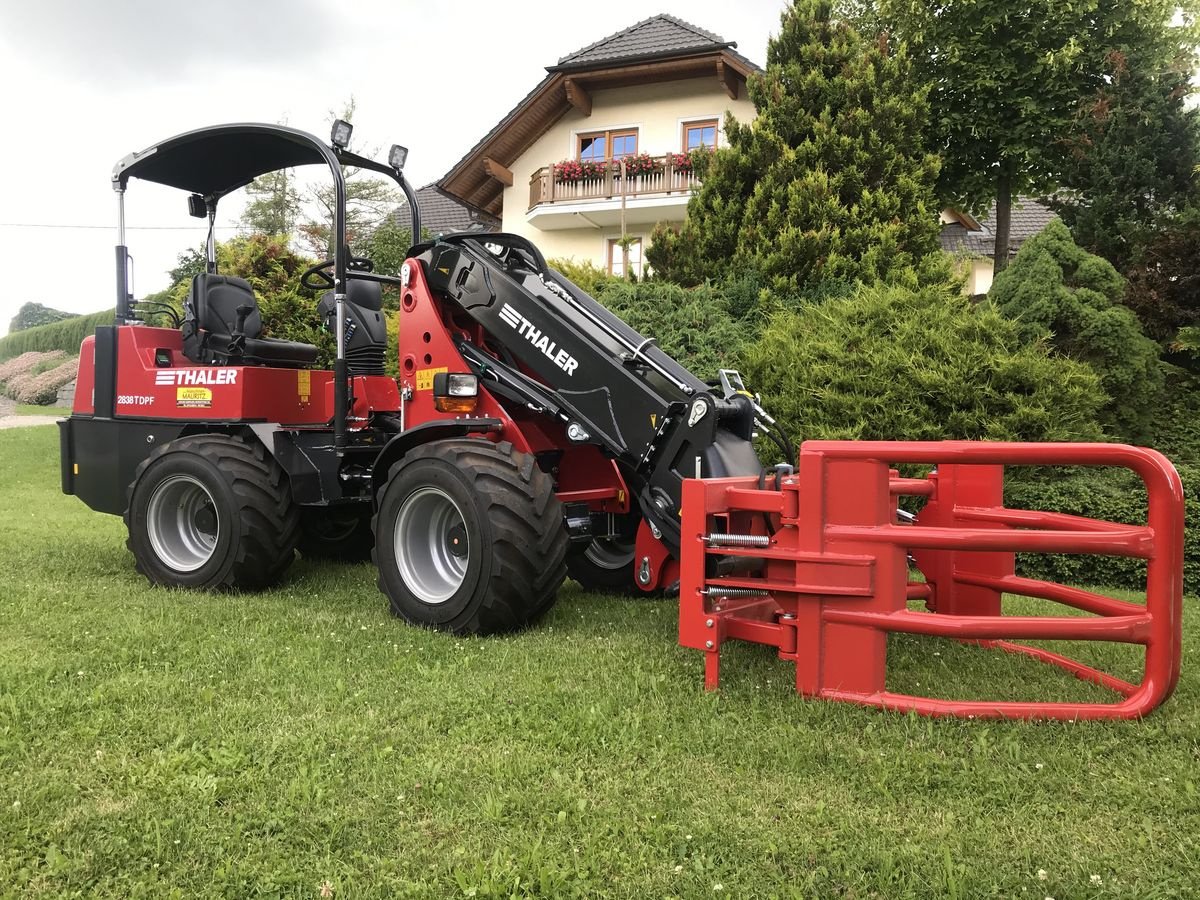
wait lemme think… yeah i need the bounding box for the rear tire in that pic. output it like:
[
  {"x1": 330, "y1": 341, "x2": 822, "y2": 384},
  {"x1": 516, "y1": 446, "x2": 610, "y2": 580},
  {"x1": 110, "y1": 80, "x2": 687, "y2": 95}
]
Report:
[
  {"x1": 298, "y1": 506, "x2": 373, "y2": 561},
  {"x1": 373, "y1": 439, "x2": 567, "y2": 635},
  {"x1": 125, "y1": 433, "x2": 300, "y2": 590}
]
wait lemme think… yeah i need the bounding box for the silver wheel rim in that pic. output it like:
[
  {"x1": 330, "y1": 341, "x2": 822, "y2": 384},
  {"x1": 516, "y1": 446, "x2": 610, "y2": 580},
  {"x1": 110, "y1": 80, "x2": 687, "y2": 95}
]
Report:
[
  {"x1": 585, "y1": 537, "x2": 635, "y2": 571},
  {"x1": 393, "y1": 486, "x2": 468, "y2": 603},
  {"x1": 146, "y1": 474, "x2": 219, "y2": 572}
]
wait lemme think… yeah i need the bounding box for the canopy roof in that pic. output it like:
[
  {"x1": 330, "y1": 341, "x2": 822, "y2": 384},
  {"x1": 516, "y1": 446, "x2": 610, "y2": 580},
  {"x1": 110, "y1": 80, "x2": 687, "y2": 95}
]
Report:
[{"x1": 112, "y1": 123, "x2": 338, "y2": 196}]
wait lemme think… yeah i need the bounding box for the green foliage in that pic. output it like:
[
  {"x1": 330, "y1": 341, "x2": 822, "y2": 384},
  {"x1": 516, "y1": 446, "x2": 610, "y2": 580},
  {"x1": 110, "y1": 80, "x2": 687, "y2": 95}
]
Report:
[
  {"x1": 1124, "y1": 205, "x2": 1200, "y2": 342},
  {"x1": 0, "y1": 310, "x2": 114, "y2": 361},
  {"x1": 594, "y1": 282, "x2": 748, "y2": 380},
  {"x1": 548, "y1": 256, "x2": 620, "y2": 298},
  {"x1": 877, "y1": 0, "x2": 1200, "y2": 273},
  {"x1": 660, "y1": 0, "x2": 943, "y2": 296},
  {"x1": 216, "y1": 235, "x2": 332, "y2": 365},
  {"x1": 988, "y1": 220, "x2": 1164, "y2": 440},
  {"x1": 1006, "y1": 464, "x2": 1200, "y2": 594},
  {"x1": 1145, "y1": 364, "x2": 1200, "y2": 466},
  {"x1": 741, "y1": 281, "x2": 1106, "y2": 446},
  {"x1": 8, "y1": 302, "x2": 72, "y2": 334},
  {"x1": 876, "y1": 0, "x2": 1100, "y2": 269},
  {"x1": 240, "y1": 168, "x2": 302, "y2": 236},
  {"x1": 1050, "y1": 40, "x2": 1200, "y2": 271}
]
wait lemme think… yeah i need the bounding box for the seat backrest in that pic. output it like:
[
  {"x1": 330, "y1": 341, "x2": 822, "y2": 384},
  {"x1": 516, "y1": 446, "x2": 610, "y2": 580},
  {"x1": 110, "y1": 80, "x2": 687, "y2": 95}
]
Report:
[
  {"x1": 346, "y1": 278, "x2": 383, "y2": 311},
  {"x1": 187, "y1": 274, "x2": 263, "y2": 339}
]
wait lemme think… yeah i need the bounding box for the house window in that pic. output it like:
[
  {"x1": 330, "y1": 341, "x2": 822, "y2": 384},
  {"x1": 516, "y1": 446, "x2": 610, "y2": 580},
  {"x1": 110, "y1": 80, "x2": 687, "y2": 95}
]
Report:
[
  {"x1": 607, "y1": 238, "x2": 643, "y2": 279},
  {"x1": 578, "y1": 129, "x2": 638, "y2": 161},
  {"x1": 683, "y1": 119, "x2": 719, "y2": 152}
]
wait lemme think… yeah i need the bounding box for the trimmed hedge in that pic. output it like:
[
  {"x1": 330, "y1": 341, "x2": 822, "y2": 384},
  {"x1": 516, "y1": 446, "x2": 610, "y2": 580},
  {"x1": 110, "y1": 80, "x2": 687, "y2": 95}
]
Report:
[
  {"x1": 0, "y1": 310, "x2": 113, "y2": 361},
  {"x1": 1006, "y1": 464, "x2": 1200, "y2": 595},
  {"x1": 741, "y1": 281, "x2": 1107, "y2": 445}
]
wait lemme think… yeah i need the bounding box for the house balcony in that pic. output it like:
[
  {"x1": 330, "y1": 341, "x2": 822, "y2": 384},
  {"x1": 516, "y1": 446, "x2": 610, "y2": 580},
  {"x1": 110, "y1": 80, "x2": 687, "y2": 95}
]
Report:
[{"x1": 526, "y1": 154, "x2": 699, "y2": 231}]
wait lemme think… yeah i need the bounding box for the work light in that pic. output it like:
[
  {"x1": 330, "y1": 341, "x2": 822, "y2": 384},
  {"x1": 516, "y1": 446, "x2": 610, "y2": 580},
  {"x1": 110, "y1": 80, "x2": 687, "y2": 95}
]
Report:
[
  {"x1": 388, "y1": 144, "x2": 409, "y2": 172},
  {"x1": 330, "y1": 119, "x2": 353, "y2": 149}
]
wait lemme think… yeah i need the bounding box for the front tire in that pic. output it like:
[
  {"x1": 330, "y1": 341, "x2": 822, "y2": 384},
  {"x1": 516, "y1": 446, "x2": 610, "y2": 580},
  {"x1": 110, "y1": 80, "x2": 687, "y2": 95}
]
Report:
[
  {"x1": 373, "y1": 439, "x2": 567, "y2": 635},
  {"x1": 125, "y1": 433, "x2": 299, "y2": 590}
]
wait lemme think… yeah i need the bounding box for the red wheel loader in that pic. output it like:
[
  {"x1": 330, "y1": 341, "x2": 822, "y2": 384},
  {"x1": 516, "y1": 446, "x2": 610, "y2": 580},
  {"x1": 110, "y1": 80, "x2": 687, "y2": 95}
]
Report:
[{"x1": 61, "y1": 122, "x2": 1186, "y2": 720}]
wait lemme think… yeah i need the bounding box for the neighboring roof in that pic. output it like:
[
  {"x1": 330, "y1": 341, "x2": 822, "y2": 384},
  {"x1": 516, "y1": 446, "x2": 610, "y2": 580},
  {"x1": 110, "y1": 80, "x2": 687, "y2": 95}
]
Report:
[
  {"x1": 389, "y1": 185, "x2": 499, "y2": 235},
  {"x1": 940, "y1": 199, "x2": 1058, "y2": 258},
  {"x1": 438, "y1": 14, "x2": 761, "y2": 217}
]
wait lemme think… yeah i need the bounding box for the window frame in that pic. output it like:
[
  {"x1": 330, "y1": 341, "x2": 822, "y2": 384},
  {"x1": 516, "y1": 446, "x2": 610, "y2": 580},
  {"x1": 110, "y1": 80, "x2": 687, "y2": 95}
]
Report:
[
  {"x1": 606, "y1": 236, "x2": 644, "y2": 278},
  {"x1": 681, "y1": 118, "x2": 719, "y2": 153},
  {"x1": 577, "y1": 128, "x2": 639, "y2": 161}
]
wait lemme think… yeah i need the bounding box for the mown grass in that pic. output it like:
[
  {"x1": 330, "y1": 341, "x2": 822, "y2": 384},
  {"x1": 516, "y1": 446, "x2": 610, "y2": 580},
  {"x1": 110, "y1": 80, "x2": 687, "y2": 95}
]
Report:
[
  {"x1": 1, "y1": 425, "x2": 1197, "y2": 898},
  {"x1": 10, "y1": 405, "x2": 70, "y2": 417}
]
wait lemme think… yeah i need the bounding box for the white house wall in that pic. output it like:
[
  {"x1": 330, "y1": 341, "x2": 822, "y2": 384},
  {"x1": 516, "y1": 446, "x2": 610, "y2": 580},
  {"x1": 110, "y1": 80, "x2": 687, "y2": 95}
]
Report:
[{"x1": 502, "y1": 76, "x2": 757, "y2": 269}]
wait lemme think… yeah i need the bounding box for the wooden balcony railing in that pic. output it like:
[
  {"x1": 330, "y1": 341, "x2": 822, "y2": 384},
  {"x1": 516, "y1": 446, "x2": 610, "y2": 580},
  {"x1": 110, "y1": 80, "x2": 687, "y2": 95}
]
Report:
[{"x1": 528, "y1": 154, "x2": 701, "y2": 210}]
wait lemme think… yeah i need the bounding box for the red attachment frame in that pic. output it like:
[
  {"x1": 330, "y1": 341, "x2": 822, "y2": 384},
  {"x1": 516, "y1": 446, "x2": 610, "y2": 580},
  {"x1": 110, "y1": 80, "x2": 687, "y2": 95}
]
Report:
[{"x1": 679, "y1": 441, "x2": 1185, "y2": 720}]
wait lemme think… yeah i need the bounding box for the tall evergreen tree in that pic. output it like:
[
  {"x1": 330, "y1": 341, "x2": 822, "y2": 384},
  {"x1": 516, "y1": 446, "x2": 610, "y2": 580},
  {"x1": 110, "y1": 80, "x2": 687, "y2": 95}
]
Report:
[{"x1": 649, "y1": 0, "x2": 942, "y2": 295}]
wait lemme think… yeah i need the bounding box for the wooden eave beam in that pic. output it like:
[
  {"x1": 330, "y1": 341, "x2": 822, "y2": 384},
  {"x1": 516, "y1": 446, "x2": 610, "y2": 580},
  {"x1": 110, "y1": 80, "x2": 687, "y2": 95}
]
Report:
[
  {"x1": 716, "y1": 58, "x2": 737, "y2": 100},
  {"x1": 482, "y1": 157, "x2": 514, "y2": 187},
  {"x1": 564, "y1": 78, "x2": 592, "y2": 116}
]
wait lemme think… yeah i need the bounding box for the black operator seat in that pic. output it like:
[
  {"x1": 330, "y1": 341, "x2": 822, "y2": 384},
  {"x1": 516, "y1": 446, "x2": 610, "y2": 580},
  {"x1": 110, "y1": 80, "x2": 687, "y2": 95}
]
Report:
[
  {"x1": 181, "y1": 274, "x2": 319, "y2": 368},
  {"x1": 317, "y1": 278, "x2": 388, "y2": 376}
]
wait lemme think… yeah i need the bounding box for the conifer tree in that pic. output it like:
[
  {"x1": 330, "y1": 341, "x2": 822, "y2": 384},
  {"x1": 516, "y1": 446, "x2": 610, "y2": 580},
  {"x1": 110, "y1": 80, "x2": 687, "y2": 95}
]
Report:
[{"x1": 648, "y1": 0, "x2": 942, "y2": 295}]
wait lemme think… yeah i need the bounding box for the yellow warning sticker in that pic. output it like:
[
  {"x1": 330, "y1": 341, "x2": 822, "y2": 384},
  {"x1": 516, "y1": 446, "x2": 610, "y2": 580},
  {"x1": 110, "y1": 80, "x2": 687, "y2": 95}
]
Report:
[
  {"x1": 177, "y1": 387, "x2": 212, "y2": 408},
  {"x1": 415, "y1": 366, "x2": 447, "y2": 391},
  {"x1": 297, "y1": 369, "x2": 311, "y2": 402}
]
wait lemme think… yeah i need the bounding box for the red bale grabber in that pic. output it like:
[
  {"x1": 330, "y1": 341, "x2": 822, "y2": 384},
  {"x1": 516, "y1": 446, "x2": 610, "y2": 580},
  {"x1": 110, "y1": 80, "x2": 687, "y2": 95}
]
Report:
[{"x1": 679, "y1": 441, "x2": 1185, "y2": 721}]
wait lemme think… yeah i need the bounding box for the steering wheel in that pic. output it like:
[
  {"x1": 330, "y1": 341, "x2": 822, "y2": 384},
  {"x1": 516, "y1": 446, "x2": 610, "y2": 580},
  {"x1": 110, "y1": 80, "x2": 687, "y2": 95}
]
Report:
[{"x1": 300, "y1": 256, "x2": 403, "y2": 290}]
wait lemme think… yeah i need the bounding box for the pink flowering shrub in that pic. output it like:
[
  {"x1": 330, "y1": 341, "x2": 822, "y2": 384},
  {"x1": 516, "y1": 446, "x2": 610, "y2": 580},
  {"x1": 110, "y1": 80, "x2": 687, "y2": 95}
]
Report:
[
  {"x1": 9, "y1": 359, "x2": 78, "y2": 404},
  {"x1": 0, "y1": 351, "x2": 67, "y2": 388}
]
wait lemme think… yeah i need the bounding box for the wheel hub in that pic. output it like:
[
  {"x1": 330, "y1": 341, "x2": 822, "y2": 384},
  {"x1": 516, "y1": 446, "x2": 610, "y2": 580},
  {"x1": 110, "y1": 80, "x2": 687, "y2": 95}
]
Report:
[
  {"x1": 393, "y1": 486, "x2": 469, "y2": 604},
  {"x1": 145, "y1": 474, "x2": 219, "y2": 573}
]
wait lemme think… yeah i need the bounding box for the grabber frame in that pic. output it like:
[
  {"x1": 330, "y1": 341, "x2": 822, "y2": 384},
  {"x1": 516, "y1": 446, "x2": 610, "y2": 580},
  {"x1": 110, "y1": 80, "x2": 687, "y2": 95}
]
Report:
[{"x1": 679, "y1": 441, "x2": 1185, "y2": 720}]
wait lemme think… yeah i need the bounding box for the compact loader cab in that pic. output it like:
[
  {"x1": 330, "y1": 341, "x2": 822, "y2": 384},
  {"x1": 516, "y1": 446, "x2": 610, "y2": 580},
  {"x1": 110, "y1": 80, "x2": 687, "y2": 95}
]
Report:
[{"x1": 61, "y1": 119, "x2": 772, "y2": 632}]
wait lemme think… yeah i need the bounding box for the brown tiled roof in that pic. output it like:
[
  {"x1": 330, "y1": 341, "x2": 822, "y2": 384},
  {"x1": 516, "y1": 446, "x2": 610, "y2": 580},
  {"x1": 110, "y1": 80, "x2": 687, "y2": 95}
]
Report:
[
  {"x1": 552, "y1": 14, "x2": 733, "y2": 70},
  {"x1": 940, "y1": 199, "x2": 1058, "y2": 257}
]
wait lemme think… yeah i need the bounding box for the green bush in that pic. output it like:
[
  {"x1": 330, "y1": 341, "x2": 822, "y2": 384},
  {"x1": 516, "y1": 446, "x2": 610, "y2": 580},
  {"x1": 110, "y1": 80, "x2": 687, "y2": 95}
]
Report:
[
  {"x1": 549, "y1": 257, "x2": 619, "y2": 298},
  {"x1": 741, "y1": 281, "x2": 1107, "y2": 445},
  {"x1": 1006, "y1": 464, "x2": 1200, "y2": 594},
  {"x1": 1146, "y1": 364, "x2": 1200, "y2": 466},
  {"x1": 0, "y1": 310, "x2": 114, "y2": 361},
  {"x1": 988, "y1": 220, "x2": 1164, "y2": 441},
  {"x1": 592, "y1": 281, "x2": 748, "y2": 380}
]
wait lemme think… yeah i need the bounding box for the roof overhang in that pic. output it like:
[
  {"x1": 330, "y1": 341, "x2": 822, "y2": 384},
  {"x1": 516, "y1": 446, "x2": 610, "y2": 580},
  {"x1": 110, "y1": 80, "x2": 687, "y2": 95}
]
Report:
[{"x1": 438, "y1": 48, "x2": 756, "y2": 217}]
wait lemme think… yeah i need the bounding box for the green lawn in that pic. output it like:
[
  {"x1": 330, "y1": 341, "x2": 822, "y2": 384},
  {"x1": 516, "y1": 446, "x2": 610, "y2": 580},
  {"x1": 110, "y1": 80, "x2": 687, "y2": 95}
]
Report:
[
  {"x1": 10, "y1": 405, "x2": 70, "y2": 416},
  {"x1": 1, "y1": 425, "x2": 1196, "y2": 898}
]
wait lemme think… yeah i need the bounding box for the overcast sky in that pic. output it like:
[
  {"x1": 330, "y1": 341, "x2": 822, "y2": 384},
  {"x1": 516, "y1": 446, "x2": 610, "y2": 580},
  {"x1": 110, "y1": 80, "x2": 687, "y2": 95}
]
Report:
[{"x1": 0, "y1": 0, "x2": 785, "y2": 336}]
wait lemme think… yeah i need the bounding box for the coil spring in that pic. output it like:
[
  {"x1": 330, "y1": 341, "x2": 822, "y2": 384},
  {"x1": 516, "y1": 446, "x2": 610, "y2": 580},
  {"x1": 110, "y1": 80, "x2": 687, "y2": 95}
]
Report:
[
  {"x1": 703, "y1": 532, "x2": 770, "y2": 548},
  {"x1": 701, "y1": 587, "x2": 771, "y2": 598}
]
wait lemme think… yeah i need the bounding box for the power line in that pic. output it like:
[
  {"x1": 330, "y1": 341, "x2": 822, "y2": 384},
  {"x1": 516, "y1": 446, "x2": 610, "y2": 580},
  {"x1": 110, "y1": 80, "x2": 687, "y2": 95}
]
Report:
[{"x1": 0, "y1": 220, "x2": 241, "y2": 229}]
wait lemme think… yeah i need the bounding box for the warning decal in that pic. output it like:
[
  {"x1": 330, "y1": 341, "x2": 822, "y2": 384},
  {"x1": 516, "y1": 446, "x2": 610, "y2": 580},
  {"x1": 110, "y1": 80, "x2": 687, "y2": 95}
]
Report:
[{"x1": 415, "y1": 366, "x2": 447, "y2": 391}]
